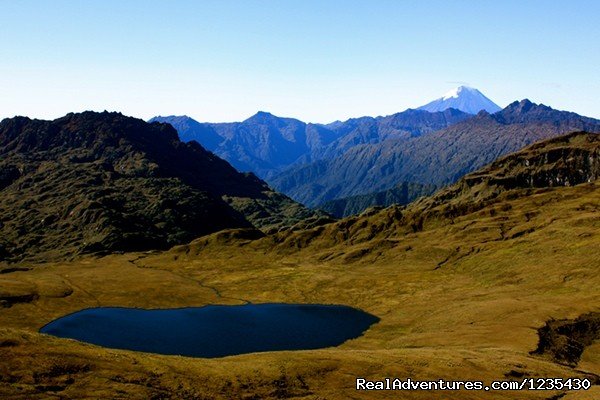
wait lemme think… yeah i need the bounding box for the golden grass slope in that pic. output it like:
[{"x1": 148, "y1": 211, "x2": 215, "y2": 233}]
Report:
[
  {"x1": 0, "y1": 132, "x2": 599, "y2": 399},
  {"x1": 0, "y1": 180, "x2": 598, "y2": 399}
]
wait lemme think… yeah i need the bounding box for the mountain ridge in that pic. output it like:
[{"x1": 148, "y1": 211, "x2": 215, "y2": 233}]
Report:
[
  {"x1": 271, "y1": 100, "x2": 600, "y2": 206},
  {"x1": 266, "y1": 131, "x2": 600, "y2": 251},
  {"x1": 0, "y1": 111, "x2": 322, "y2": 262},
  {"x1": 149, "y1": 108, "x2": 472, "y2": 179}
]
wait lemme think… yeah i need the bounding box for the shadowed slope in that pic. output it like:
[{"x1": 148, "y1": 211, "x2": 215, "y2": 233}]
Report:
[
  {"x1": 0, "y1": 112, "x2": 320, "y2": 261},
  {"x1": 317, "y1": 182, "x2": 437, "y2": 218}
]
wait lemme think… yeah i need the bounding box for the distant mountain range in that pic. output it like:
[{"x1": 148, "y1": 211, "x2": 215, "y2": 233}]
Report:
[
  {"x1": 271, "y1": 100, "x2": 600, "y2": 206},
  {"x1": 149, "y1": 87, "x2": 501, "y2": 182},
  {"x1": 151, "y1": 112, "x2": 333, "y2": 179},
  {"x1": 417, "y1": 86, "x2": 502, "y2": 114},
  {"x1": 5, "y1": 102, "x2": 592, "y2": 260},
  {"x1": 150, "y1": 108, "x2": 471, "y2": 179},
  {"x1": 0, "y1": 112, "x2": 323, "y2": 261},
  {"x1": 151, "y1": 90, "x2": 600, "y2": 213}
]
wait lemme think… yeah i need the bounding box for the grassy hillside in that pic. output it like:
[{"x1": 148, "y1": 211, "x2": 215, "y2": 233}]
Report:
[
  {"x1": 0, "y1": 132, "x2": 598, "y2": 399},
  {"x1": 0, "y1": 112, "x2": 322, "y2": 262}
]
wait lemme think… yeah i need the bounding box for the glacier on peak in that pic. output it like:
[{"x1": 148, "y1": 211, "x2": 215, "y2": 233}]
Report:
[{"x1": 418, "y1": 86, "x2": 501, "y2": 114}]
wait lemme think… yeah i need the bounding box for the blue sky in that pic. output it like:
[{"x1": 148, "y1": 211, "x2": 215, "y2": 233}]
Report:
[{"x1": 1, "y1": 0, "x2": 599, "y2": 122}]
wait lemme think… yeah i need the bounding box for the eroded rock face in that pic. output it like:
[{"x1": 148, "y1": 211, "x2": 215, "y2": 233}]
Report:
[
  {"x1": 0, "y1": 112, "x2": 319, "y2": 262},
  {"x1": 532, "y1": 312, "x2": 600, "y2": 366},
  {"x1": 414, "y1": 132, "x2": 600, "y2": 217},
  {"x1": 463, "y1": 133, "x2": 600, "y2": 190}
]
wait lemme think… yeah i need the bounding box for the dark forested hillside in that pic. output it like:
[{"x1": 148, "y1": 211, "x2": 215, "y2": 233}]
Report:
[
  {"x1": 318, "y1": 182, "x2": 437, "y2": 218},
  {"x1": 0, "y1": 112, "x2": 321, "y2": 261},
  {"x1": 271, "y1": 100, "x2": 600, "y2": 206}
]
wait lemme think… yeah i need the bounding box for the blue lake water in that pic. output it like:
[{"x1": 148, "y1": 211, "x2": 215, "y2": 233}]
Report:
[{"x1": 40, "y1": 303, "x2": 379, "y2": 358}]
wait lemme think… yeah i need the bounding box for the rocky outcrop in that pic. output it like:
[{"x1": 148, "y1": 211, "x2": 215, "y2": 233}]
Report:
[
  {"x1": 417, "y1": 132, "x2": 600, "y2": 213},
  {"x1": 532, "y1": 312, "x2": 600, "y2": 366}
]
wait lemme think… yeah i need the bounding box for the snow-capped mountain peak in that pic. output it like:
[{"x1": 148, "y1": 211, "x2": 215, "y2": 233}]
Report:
[
  {"x1": 442, "y1": 85, "x2": 476, "y2": 100},
  {"x1": 419, "y1": 86, "x2": 501, "y2": 114}
]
